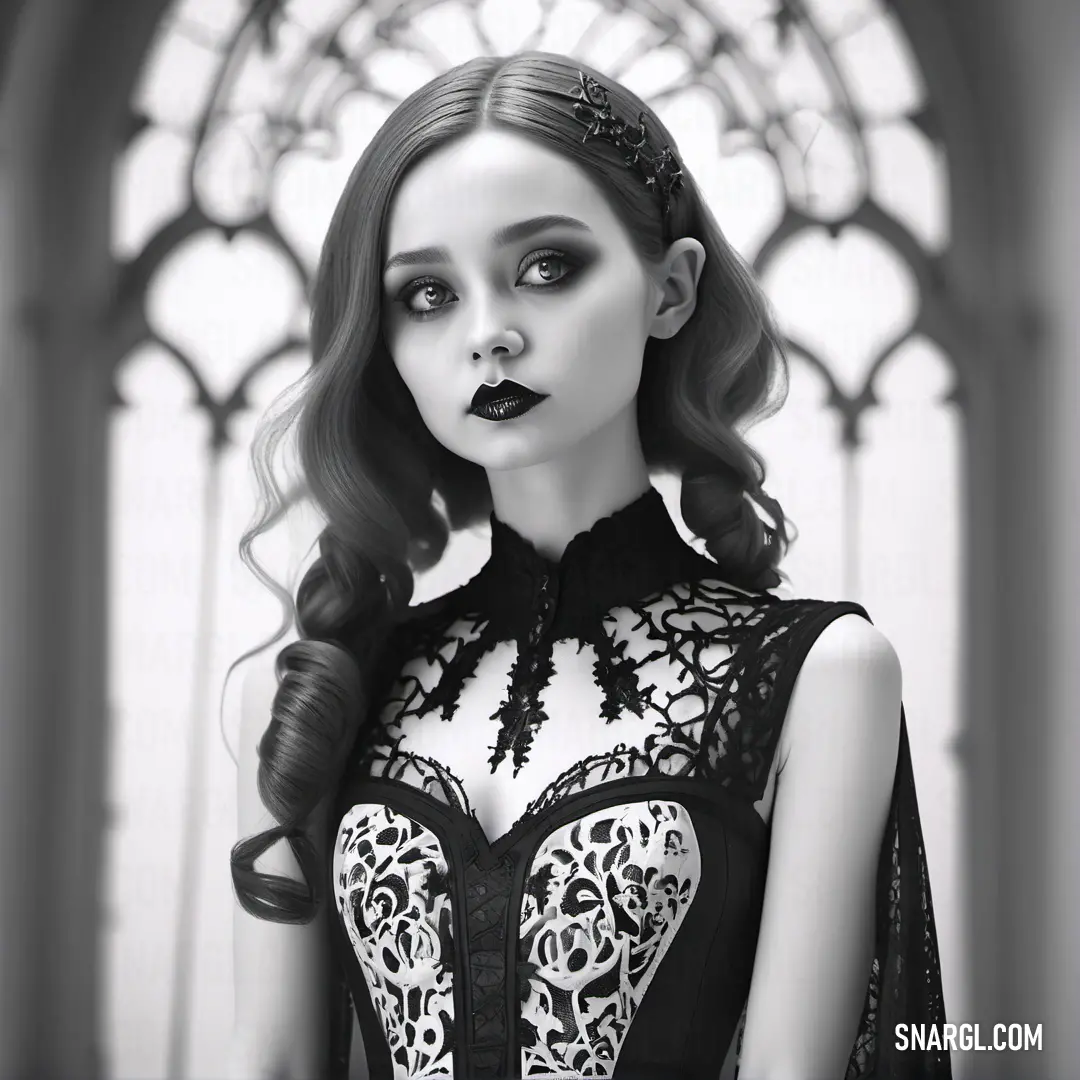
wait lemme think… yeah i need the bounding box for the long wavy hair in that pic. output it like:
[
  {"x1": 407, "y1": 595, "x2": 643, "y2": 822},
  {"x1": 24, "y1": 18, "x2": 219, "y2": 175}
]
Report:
[{"x1": 229, "y1": 50, "x2": 794, "y2": 925}]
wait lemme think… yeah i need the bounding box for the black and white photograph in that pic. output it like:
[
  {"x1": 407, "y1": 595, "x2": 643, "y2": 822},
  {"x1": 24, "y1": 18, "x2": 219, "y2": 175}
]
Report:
[{"x1": 0, "y1": 1, "x2": 1076, "y2": 1078}]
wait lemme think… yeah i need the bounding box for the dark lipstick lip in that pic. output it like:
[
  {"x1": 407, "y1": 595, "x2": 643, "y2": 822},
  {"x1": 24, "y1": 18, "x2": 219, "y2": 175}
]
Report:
[
  {"x1": 468, "y1": 391, "x2": 548, "y2": 421},
  {"x1": 470, "y1": 379, "x2": 543, "y2": 411}
]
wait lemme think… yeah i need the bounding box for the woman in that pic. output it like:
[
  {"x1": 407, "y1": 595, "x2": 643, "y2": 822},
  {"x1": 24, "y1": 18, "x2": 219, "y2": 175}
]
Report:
[{"x1": 230, "y1": 51, "x2": 950, "y2": 1080}]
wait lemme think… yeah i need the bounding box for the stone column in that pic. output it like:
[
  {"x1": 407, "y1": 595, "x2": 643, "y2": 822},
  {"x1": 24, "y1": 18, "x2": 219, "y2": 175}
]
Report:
[{"x1": 0, "y1": 2, "x2": 169, "y2": 1076}]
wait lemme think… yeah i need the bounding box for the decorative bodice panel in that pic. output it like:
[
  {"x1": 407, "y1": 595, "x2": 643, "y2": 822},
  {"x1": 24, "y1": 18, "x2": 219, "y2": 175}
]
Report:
[
  {"x1": 324, "y1": 488, "x2": 950, "y2": 1079},
  {"x1": 328, "y1": 577, "x2": 849, "y2": 1079},
  {"x1": 351, "y1": 573, "x2": 789, "y2": 846}
]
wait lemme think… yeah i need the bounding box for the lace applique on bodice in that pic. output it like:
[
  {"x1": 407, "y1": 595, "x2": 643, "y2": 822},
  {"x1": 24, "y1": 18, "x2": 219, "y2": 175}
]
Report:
[
  {"x1": 325, "y1": 486, "x2": 952, "y2": 1080},
  {"x1": 352, "y1": 575, "x2": 789, "y2": 844}
]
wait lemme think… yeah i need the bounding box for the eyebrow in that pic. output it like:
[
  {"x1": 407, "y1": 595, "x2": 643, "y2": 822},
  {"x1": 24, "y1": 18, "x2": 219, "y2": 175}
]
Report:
[{"x1": 382, "y1": 214, "x2": 593, "y2": 275}]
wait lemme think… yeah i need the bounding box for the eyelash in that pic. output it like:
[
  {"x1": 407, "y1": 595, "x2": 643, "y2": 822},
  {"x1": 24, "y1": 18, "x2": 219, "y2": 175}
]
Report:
[{"x1": 395, "y1": 248, "x2": 582, "y2": 320}]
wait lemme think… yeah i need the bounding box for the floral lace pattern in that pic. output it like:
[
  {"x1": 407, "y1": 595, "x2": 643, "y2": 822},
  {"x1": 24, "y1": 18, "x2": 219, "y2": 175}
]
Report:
[
  {"x1": 326, "y1": 488, "x2": 951, "y2": 1079},
  {"x1": 352, "y1": 577, "x2": 833, "y2": 859},
  {"x1": 517, "y1": 800, "x2": 701, "y2": 1076},
  {"x1": 332, "y1": 804, "x2": 456, "y2": 1078}
]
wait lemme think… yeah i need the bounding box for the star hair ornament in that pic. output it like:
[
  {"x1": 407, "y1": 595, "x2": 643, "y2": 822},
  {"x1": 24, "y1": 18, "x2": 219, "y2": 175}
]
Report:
[{"x1": 567, "y1": 70, "x2": 685, "y2": 226}]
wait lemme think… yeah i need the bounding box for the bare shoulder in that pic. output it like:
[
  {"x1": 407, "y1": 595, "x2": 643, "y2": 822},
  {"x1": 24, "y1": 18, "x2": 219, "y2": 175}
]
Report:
[
  {"x1": 810, "y1": 611, "x2": 901, "y2": 667},
  {"x1": 232, "y1": 650, "x2": 334, "y2": 1079},
  {"x1": 776, "y1": 612, "x2": 902, "y2": 773}
]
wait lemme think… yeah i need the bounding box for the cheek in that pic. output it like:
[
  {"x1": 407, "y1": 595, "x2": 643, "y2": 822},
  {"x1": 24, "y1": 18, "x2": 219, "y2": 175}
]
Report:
[
  {"x1": 393, "y1": 348, "x2": 441, "y2": 411},
  {"x1": 384, "y1": 317, "x2": 433, "y2": 396},
  {"x1": 390, "y1": 347, "x2": 471, "y2": 456},
  {"x1": 557, "y1": 277, "x2": 650, "y2": 387},
  {"x1": 578, "y1": 268, "x2": 650, "y2": 345},
  {"x1": 395, "y1": 354, "x2": 425, "y2": 400}
]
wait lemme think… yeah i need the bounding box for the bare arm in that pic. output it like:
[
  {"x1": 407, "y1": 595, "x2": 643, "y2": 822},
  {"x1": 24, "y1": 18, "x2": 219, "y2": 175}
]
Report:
[
  {"x1": 735, "y1": 613, "x2": 902, "y2": 1080},
  {"x1": 229, "y1": 659, "x2": 332, "y2": 1080}
]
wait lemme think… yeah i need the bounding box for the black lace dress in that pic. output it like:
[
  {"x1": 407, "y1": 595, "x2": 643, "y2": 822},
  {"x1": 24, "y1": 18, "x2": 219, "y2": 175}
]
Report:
[{"x1": 322, "y1": 487, "x2": 950, "y2": 1079}]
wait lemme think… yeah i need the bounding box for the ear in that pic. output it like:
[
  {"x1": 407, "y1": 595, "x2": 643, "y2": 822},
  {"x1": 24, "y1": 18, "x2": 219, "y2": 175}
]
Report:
[{"x1": 647, "y1": 238, "x2": 706, "y2": 340}]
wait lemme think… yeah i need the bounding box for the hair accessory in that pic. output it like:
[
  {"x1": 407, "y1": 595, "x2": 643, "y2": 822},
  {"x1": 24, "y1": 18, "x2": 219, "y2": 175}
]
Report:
[{"x1": 568, "y1": 70, "x2": 685, "y2": 224}]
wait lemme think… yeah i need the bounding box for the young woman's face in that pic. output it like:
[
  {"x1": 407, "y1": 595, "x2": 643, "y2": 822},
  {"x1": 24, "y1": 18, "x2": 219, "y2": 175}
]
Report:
[{"x1": 380, "y1": 127, "x2": 663, "y2": 472}]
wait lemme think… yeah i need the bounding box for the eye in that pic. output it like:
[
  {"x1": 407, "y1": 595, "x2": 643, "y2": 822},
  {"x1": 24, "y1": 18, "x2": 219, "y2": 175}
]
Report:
[
  {"x1": 397, "y1": 279, "x2": 454, "y2": 317},
  {"x1": 517, "y1": 249, "x2": 579, "y2": 287},
  {"x1": 394, "y1": 248, "x2": 583, "y2": 321}
]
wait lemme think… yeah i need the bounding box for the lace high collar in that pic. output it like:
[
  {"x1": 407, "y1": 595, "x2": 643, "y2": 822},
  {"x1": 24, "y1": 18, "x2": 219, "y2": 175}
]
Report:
[{"x1": 467, "y1": 485, "x2": 715, "y2": 640}]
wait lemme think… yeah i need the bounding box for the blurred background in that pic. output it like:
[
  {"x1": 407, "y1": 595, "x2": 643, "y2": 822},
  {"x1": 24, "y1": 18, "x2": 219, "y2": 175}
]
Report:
[{"x1": 0, "y1": 0, "x2": 1075, "y2": 1077}]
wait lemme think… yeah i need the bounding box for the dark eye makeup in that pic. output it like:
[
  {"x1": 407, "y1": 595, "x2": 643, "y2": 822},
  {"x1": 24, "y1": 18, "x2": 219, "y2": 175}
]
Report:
[{"x1": 392, "y1": 248, "x2": 587, "y2": 320}]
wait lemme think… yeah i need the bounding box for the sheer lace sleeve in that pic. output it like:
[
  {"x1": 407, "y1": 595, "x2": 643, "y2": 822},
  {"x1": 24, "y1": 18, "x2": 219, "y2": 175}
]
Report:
[{"x1": 843, "y1": 706, "x2": 951, "y2": 1079}]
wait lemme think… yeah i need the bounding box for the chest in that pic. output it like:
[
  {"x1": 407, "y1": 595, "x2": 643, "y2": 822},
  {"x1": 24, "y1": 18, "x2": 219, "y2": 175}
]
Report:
[{"x1": 364, "y1": 601, "x2": 781, "y2": 839}]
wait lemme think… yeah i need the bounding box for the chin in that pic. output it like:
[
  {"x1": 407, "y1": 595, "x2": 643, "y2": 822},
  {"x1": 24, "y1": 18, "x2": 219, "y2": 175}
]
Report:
[
  {"x1": 446, "y1": 430, "x2": 562, "y2": 473},
  {"x1": 465, "y1": 445, "x2": 556, "y2": 472}
]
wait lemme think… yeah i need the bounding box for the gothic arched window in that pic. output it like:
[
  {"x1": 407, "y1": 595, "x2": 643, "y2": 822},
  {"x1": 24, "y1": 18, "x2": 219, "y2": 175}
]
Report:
[{"x1": 105, "y1": 1, "x2": 967, "y2": 1074}]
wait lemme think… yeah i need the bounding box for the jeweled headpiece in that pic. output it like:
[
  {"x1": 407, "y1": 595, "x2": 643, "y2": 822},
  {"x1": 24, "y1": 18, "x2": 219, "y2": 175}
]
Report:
[{"x1": 566, "y1": 70, "x2": 685, "y2": 228}]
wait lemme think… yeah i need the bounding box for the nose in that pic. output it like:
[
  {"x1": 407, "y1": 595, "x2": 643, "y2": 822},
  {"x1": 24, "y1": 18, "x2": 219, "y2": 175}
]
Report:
[
  {"x1": 468, "y1": 290, "x2": 524, "y2": 360},
  {"x1": 471, "y1": 326, "x2": 525, "y2": 371}
]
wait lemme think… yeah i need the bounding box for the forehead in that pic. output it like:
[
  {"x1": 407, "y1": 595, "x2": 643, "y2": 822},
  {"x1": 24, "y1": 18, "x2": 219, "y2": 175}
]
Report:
[{"x1": 384, "y1": 128, "x2": 619, "y2": 250}]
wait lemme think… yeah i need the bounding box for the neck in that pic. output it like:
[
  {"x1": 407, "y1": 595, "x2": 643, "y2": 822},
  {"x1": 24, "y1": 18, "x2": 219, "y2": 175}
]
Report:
[
  {"x1": 484, "y1": 402, "x2": 651, "y2": 561},
  {"x1": 479, "y1": 482, "x2": 718, "y2": 641}
]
